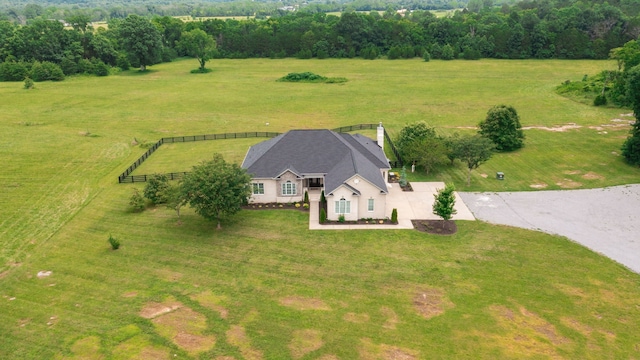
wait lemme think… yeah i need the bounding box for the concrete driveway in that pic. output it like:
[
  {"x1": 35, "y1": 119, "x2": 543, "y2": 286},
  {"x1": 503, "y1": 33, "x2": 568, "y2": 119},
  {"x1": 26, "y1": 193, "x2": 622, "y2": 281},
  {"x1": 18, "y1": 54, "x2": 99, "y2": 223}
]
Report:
[
  {"x1": 309, "y1": 182, "x2": 475, "y2": 230},
  {"x1": 459, "y1": 185, "x2": 640, "y2": 273}
]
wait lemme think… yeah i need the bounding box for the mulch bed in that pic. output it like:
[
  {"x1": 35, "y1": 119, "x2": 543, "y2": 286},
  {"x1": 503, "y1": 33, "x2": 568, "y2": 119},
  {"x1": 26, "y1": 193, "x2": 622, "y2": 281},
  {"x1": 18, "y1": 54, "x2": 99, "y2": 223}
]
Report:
[
  {"x1": 411, "y1": 220, "x2": 457, "y2": 235},
  {"x1": 322, "y1": 219, "x2": 397, "y2": 225},
  {"x1": 244, "y1": 203, "x2": 309, "y2": 212}
]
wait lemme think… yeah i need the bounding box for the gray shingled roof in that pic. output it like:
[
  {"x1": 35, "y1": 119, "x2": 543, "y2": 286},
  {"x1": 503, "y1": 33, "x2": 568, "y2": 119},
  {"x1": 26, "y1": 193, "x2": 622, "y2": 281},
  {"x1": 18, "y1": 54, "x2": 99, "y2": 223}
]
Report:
[{"x1": 241, "y1": 129, "x2": 390, "y2": 194}]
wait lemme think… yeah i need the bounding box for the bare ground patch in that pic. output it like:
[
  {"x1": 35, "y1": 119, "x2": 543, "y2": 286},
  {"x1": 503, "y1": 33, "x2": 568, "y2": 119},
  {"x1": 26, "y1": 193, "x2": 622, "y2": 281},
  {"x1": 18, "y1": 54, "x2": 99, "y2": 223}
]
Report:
[
  {"x1": 289, "y1": 329, "x2": 323, "y2": 359},
  {"x1": 155, "y1": 268, "x2": 183, "y2": 282},
  {"x1": 151, "y1": 306, "x2": 216, "y2": 355},
  {"x1": 191, "y1": 290, "x2": 229, "y2": 319},
  {"x1": 227, "y1": 325, "x2": 263, "y2": 360},
  {"x1": 522, "y1": 123, "x2": 581, "y2": 132},
  {"x1": 556, "y1": 179, "x2": 583, "y2": 189},
  {"x1": 139, "y1": 298, "x2": 182, "y2": 319},
  {"x1": 122, "y1": 291, "x2": 138, "y2": 298},
  {"x1": 280, "y1": 296, "x2": 331, "y2": 311},
  {"x1": 582, "y1": 172, "x2": 604, "y2": 180},
  {"x1": 359, "y1": 338, "x2": 418, "y2": 360},
  {"x1": 563, "y1": 170, "x2": 581, "y2": 175},
  {"x1": 343, "y1": 312, "x2": 370, "y2": 323},
  {"x1": 530, "y1": 183, "x2": 548, "y2": 189},
  {"x1": 380, "y1": 306, "x2": 399, "y2": 330},
  {"x1": 488, "y1": 304, "x2": 571, "y2": 359},
  {"x1": 413, "y1": 288, "x2": 454, "y2": 319}
]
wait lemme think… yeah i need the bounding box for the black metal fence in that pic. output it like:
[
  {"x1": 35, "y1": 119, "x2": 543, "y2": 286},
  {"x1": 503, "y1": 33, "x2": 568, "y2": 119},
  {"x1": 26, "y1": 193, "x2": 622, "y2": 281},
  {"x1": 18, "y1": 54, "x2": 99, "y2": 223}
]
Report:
[{"x1": 118, "y1": 125, "x2": 402, "y2": 183}]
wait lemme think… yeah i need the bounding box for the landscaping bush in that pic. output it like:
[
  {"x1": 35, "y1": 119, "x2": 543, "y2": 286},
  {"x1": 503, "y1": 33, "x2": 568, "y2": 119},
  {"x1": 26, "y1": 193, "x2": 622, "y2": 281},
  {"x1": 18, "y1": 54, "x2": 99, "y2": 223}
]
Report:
[
  {"x1": 0, "y1": 61, "x2": 28, "y2": 81},
  {"x1": 594, "y1": 94, "x2": 607, "y2": 106},
  {"x1": 108, "y1": 234, "x2": 120, "y2": 250},
  {"x1": 320, "y1": 208, "x2": 327, "y2": 223},
  {"x1": 144, "y1": 174, "x2": 171, "y2": 204},
  {"x1": 391, "y1": 208, "x2": 398, "y2": 223},
  {"x1": 93, "y1": 60, "x2": 110, "y2": 76},
  {"x1": 338, "y1": 214, "x2": 345, "y2": 223},
  {"x1": 423, "y1": 51, "x2": 431, "y2": 62},
  {"x1": 304, "y1": 190, "x2": 309, "y2": 204},
  {"x1": 129, "y1": 188, "x2": 145, "y2": 212},
  {"x1": 23, "y1": 77, "x2": 34, "y2": 90}
]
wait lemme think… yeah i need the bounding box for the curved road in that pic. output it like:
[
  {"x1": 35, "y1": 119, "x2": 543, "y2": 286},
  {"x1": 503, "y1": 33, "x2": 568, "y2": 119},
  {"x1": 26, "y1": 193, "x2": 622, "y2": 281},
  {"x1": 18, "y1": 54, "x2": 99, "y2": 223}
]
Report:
[{"x1": 459, "y1": 185, "x2": 640, "y2": 274}]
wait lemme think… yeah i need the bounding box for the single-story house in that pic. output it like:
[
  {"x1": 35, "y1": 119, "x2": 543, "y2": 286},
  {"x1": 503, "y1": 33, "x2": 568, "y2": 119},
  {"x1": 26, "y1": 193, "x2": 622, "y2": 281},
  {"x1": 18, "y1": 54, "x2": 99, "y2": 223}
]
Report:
[{"x1": 241, "y1": 125, "x2": 390, "y2": 221}]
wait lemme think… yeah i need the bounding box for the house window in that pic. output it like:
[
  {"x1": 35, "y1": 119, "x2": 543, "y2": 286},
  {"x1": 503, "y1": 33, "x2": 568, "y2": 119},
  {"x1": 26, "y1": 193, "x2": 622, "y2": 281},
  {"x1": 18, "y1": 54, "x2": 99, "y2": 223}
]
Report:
[
  {"x1": 282, "y1": 181, "x2": 296, "y2": 195},
  {"x1": 252, "y1": 183, "x2": 264, "y2": 195},
  {"x1": 335, "y1": 198, "x2": 351, "y2": 214},
  {"x1": 368, "y1": 198, "x2": 374, "y2": 212}
]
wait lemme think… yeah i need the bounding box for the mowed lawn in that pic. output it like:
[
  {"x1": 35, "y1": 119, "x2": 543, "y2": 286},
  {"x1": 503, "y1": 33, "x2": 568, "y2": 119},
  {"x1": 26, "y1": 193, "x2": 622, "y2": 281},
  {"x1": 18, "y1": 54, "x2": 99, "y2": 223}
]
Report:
[{"x1": 0, "y1": 58, "x2": 639, "y2": 359}]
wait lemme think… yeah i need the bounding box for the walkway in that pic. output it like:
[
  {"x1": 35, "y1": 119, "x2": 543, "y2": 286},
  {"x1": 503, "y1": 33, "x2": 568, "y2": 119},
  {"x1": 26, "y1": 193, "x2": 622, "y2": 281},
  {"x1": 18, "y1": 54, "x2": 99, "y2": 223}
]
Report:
[
  {"x1": 309, "y1": 182, "x2": 475, "y2": 230},
  {"x1": 459, "y1": 185, "x2": 640, "y2": 274}
]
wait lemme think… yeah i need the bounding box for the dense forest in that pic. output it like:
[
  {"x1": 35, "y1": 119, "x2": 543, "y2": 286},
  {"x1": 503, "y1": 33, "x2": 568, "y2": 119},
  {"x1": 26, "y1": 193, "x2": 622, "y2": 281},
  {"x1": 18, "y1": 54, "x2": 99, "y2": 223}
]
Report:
[{"x1": 3, "y1": 0, "x2": 640, "y2": 81}]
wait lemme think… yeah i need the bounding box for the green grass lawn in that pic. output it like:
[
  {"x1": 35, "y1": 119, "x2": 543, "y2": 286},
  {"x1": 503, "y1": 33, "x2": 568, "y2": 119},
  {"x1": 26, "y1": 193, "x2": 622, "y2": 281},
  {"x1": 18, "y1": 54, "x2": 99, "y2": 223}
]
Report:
[{"x1": 1, "y1": 58, "x2": 639, "y2": 359}]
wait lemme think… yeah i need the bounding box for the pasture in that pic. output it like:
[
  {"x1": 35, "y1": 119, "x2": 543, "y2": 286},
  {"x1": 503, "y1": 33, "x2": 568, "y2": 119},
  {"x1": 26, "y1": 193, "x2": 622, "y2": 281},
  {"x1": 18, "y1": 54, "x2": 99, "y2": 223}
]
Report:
[{"x1": 0, "y1": 58, "x2": 639, "y2": 359}]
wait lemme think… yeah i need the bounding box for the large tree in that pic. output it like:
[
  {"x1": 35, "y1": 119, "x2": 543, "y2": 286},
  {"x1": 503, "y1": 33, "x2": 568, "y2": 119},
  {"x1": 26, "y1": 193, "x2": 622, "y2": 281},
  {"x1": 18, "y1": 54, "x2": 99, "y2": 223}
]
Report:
[
  {"x1": 395, "y1": 122, "x2": 438, "y2": 164},
  {"x1": 408, "y1": 137, "x2": 449, "y2": 175},
  {"x1": 179, "y1": 29, "x2": 217, "y2": 71},
  {"x1": 452, "y1": 135, "x2": 496, "y2": 186},
  {"x1": 181, "y1": 154, "x2": 252, "y2": 229},
  {"x1": 117, "y1": 15, "x2": 162, "y2": 71},
  {"x1": 621, "y1": 65, "x2": 640, "y2": 166},
  {"x1": 478, "y1": 104, "x2": 525, "y2": 151}
]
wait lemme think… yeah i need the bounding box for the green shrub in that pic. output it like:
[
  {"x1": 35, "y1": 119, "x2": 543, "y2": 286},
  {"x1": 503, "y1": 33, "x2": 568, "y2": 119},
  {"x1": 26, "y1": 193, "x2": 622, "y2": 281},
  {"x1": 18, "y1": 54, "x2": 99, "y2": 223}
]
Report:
[
  {"x1": 129, "y1": 188, "x2": 145, "y2": 212},
  {"x1": 143, "y1": 174, "x2": 170, "y2": 204},
  {"x1": 320, "y1": 208, "x2": 327, "y2": 223},
  {"x1": 423, "y1": 51, "x2": 431, "y2": 62},
  {"x1": 0, "y1": 61, "x2": 28, "y2": 81},
  {"x1": 23, "y1": 77, "x2": 34, "y2": 90},
  {"x1": 304, "y1": 190, "x2": 309, "y2": 204},
  {"x1": 93, "y1": 60, "x2": 110, "y2": 76},
  {"x1": 303, "y1": 203, "x2": 309, "y2": 209},
  {"x1": 338, "y1": 214, "x2": 345, "y2": 223},
  {"x1": 594, "y1": 94, "x2": 607, "y2": 106},
  {"x1": 391, "y1": 208, "x2": 398, "y2": 223},
  {"x1": 320, "y1": 190, "x2": 326, "y2": 204},
  {"x1": 108, "y1": 234, "x2": 120, "y2": 250}
]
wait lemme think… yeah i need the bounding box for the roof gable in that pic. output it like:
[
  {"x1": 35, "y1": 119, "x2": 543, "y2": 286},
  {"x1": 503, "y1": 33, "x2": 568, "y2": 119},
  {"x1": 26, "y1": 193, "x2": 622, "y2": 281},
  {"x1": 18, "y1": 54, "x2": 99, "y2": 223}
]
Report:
[{"x1": 242, "y1": 129, "x2": 389, "y2": 193}]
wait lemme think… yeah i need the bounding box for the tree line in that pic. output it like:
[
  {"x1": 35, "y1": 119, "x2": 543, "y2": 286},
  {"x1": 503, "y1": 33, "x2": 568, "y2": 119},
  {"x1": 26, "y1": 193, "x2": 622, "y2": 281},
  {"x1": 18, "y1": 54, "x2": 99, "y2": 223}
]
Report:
[{"x1": 2, "y1": 0, "x2": 640, "y2": 82}]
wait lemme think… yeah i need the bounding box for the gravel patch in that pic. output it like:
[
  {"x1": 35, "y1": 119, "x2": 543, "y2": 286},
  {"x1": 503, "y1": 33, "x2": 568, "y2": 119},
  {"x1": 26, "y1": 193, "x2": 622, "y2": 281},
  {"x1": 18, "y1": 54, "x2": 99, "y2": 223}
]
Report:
[{"x1": 460, "y1": 185, "x2": 640, "y2": 273}]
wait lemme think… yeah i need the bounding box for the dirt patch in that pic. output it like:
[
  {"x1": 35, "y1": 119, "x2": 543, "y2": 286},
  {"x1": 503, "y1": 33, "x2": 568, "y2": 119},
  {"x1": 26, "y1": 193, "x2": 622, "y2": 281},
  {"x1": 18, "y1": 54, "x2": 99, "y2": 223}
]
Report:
[
  {"x1": 529, "y1": 183, "x2": 548, "y2": 189},
  {"x1": 522, "y1": 123, "x2": 582, "y2": 132},
  {"x1": 561, "y1": 317, "x2": 593, "y2": 336},
  {"x1": 280, "y1": 296, "x2": 331, "y2": 311},
  {"x1": 359, "y1": 338, "x2": 418, "y2": 360},
  {"x1": 556, "y1": 179, "x2": 583, "y2": 189},
  {"x1": 582, "y1": 172, "x2": 604, "y2": 180},
  {"x1": 563, "y1": 170, "x2": 581, "y2": 175},
  {"x1": 343, "y1": 312, "x2": 370, "y2": 323},
  {"x1": 139, "y1": 299, "x2": 182, "y2": 319},
  {"x1": 152, "y1": 306, "x2": 216, "y2": 355},
  {"x1": 227, "y1": 325, "x2": 263, "y2": 360},
  {"x1": 317, "y1": 355, "x2": 339, "y2": 360},
  {"x1": 380, "y1": 306, "x2": 399, "y2": 330},
  {"x1": 411, "y1": 220, "x2": 457, "y2": 235},
  {"x1": 122, "y1": 291, "x2": 138, "y2": 298},
  {"x1": 289, "y1": 329, "x2": 323, "y2": 359},
  {"x1": 413, "y1": 288, "x2": 454, "y2": 319},
  {"x1": 480, "y1": 173, "x2": 488, "y2": 178},
  {"x1": 489, "y1": 304, "x2": 571, "y2": 358},
  {"x1": 191, "y1": 291, "x2": 229, "y2": 319},
  {"x1": 136, "y1": 347, "x2": 171, "y2": 359}
]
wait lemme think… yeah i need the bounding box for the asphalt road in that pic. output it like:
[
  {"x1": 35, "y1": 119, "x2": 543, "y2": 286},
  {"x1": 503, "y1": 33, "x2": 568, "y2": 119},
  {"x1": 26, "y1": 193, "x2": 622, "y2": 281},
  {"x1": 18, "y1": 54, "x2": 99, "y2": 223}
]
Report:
[{"x1": 459, "y1": 185, "x2": 640, "y2": 274}]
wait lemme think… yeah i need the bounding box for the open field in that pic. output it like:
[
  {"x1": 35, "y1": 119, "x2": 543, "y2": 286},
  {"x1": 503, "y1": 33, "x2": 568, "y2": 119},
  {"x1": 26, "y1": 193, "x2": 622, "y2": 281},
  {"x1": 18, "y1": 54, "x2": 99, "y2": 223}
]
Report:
[{"x1": 1, "y1": 58, "x2": 639, "y2": 359}]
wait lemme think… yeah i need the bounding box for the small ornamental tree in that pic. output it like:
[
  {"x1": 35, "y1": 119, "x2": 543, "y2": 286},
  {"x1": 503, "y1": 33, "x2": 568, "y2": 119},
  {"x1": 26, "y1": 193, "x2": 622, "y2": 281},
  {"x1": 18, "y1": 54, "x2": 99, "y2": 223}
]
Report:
[
  {"x1": 129, "y1": 188, "x2": 145, "y2": 212},
  {"x1": 164, "y1": 183, "x2": 187, "y2": 218},
  {"x1": 478, "y1": 105, "x2": 525, "y2": 151},
  {"x1": 143, "y1": 173, "x2": 170, "y2": 204},
  {"x1": 304, "y1": 190, "x2": 309, "y2": 204},
  {"x1": 181, "y1": 154, "x2": 252, "y2": 229},
  {"x1": 320, "y1": 208, "x2": 327, "y2": 223},
  {"x1": 452, "y1": 135, "x2": 496, "y2": 186},
  {"x1": 391, "y1": 208, "x2": 398, "y2": 223},
  {"x1": 432, "y1": 183, "x2": 457, "y2": 228}
]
